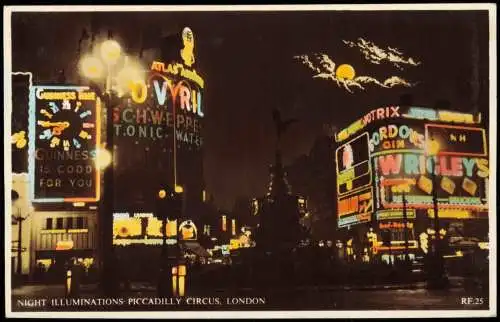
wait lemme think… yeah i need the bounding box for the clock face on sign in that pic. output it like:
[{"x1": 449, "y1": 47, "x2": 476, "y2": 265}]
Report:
[{"x1": 37, "y1": 99, "x2": 94, "y2": 151}]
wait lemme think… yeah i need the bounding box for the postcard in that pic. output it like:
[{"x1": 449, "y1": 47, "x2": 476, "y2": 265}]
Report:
[{"x1": 4, "y1": 4, "x2": 496, "y2": 318}]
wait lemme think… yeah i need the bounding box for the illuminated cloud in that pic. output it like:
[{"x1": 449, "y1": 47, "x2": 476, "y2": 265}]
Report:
[
  {"x1": 294, "y1": 53, "x2": 416, "y2": 93},
  {"x1": 342, "y1": 37, "x2": 421, "y2": 70}
]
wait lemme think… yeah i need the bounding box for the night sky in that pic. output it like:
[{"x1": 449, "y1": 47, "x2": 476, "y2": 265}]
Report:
[{"x1": 10, "y1": 9, "x2": 490, "y2": 209}]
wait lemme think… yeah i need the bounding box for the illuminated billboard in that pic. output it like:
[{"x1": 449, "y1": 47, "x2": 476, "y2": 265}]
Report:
[
  {"x1": 337, "y1": 186, "x2": 373, "y2": 228},
  {"x1": 336, "y1": 132, "x2": 371, "y2": 196},
  {"x1": 113, "y1": 27, "x2": 205, "y2": 211},
  {"x1": 369, "y1": 124, "x2": 425, "y2": 153},
  {"x1": 425, "y1": 124, "x2": 487, "y2": 157},
  {"x1": 335, "y1": 106, "x2": 481, "y2": 143},
  {"x1": 376, "y1": 152, "x2": 488, "y2": 210},
  {"x1": 113, "y1": 212, "x2": 177, "y2": 246},
  {"x1": 28, "y1": 86, "x2": 101, "y2": 202}
]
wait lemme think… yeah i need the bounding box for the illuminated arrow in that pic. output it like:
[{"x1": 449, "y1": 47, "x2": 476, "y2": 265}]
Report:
[
  {"x1": 63, "y1": 140, "x2": 71, "y2": 151},
  {"x1": 79, "y1": 110, "x2": 92, "y2": 119},
  {"x1": 49, "y1": 102, "x2": 60, "y2": 113},
  {"x1": 50, "y1": 137, "x2": 61, "y2": 148},
  {"x1": 72, "y1": 138, "x2": 81, "y2": 149},
  {"x1": 40, "y1": 109, "x2": 53, "y2": 119},
  {"x1": 74, "y1": 101, "x2": 82, "y2": 112},
  {"x1": 62, "y1": 99, "x2": 71, "y2": 110},
  {"x1": 39, "y1": 129, "x2": 53, "y2": 140}
]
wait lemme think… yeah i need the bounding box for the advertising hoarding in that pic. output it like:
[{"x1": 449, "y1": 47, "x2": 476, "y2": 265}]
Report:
[
  {"x1": 336, "y1": 132, "x2": 371, "y2": 196},
  {"x1": 337, "y1": 186, "x2": 373, "y2": 228},
  {"x1": 113, "y1": 212, "x2": 178, "y2": 246},
  {"x1": 28, "y1": 86, "x2": 101, "y2": 202}
]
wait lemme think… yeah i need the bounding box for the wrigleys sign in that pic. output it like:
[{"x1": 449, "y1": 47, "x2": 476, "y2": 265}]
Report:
[{"x1": 113, "y1": 27, "x2": 204, "y2": 148}]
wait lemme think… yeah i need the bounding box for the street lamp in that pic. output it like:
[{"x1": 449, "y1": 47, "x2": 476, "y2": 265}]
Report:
[
  {"x1": 79, "y1": 37, "x2": 144, "y2": 296},
  {"x1": 156, "y1": 185, "x2": 184, "y2": 296},
  {"x1": 426, "y1": 136, "x2": 447, "y2": 288}
]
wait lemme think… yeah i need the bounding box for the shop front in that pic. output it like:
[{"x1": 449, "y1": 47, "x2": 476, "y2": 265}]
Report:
[{"x1": 30, "y1": 211, "x2": 97, "y2": 282}]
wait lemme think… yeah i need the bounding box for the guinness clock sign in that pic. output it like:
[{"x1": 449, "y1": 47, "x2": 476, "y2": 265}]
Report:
[{"x1": 29, "y1": 86, "x2": 101, "y2": 202}]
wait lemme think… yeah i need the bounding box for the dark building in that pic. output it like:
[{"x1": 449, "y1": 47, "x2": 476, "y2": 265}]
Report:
[{"x1": 285, "y1": 132, "x2": 337, "y2": 244}]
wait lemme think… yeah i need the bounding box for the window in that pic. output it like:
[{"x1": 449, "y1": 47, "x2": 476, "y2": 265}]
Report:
[
  {"x1": 56, "y1": 218, "x2": 63, "y2": 229},
  {"x1": 76, "y1": 217, "x2": 84, "y2": 229},
  {"x1": 45, "y1": 218, "x2": 53, "y2": 230},
  {"x1": 66, "y1": 217, "x2": 73, "y2": 229}
]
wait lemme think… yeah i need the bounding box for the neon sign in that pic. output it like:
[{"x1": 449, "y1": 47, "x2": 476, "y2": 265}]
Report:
[
  {"x1": 425, "y1": 124, "x2": 487, "y2": 157},
  {"x1": 335, "y1": 106, "x2": 400, "y2": 142},
  {"x1": 29, "y1": 86, "x2": 100, "y2": 203},
  {"x1": 404, "y1": 107, "x2": 438, "y2": 121},
  {"x1": 379, "y1": 221, "x2": 413, "y2": 230},
  {"x1": 376, "y1": 209, "x2": 416, "y2": 220},
  {"x1": 335, "y1": 106, "x2": 482, "y2": 143},
  {"x1": 377, "y1": 151, "x2": 488, "y2": 211},
  {"x1": 113, "y1": 212, "x2": 178, "y2": 245},
  {"x1": 179, "y1": 220, "x2": 198, "y2": 240},
  {"x1": 427, "y1": 209, "x2": 480, "y2": 219},
  {"x1": 336, "y1": 132, "x2": 372, "y2": 195},
  {"x1": 370, "y1": 124, "x2": 425, "y2": 152},
  {"x1": 338, "y1": 187, "x2": 373, "y2": 228},
  {"x1": 362, "y1": 106, "x2": 400, "y2": 126},
  {"x1": 114, "y1": 27, "x2": 204, "y2": 152},
  {"x1": 377, "y1": 154, "x2": 488, "y2": 178}
]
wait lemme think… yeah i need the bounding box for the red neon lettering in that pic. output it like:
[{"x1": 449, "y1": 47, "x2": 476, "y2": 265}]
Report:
[
  {"x1": 439, "y1": 156, "x2": 452, "y2": 176},
  {"x1": 378, "y1": 155, "x2": 403, "y2": 176},
  {"x1": 136, "y1": 109, "x2": 147, "y2": 124},
  {"x1": 377, "y1": 108, "x2": 385, "y2": 120},
  {"x1": 150, "y1": 110, "x2": 163, "y2": 125},
  {"x1": 450, "y1": 157, "x2": 463, "y2": 176}
]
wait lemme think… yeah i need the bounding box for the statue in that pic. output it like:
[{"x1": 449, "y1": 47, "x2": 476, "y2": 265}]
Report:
[{"x1": 272, "y1": 108, "x2": 298, "y2": 141}]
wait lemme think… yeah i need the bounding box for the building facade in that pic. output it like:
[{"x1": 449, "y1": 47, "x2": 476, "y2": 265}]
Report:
[
  {"x1": 11, "y1": 173, "x2": 33, "y2": 277},
  {"x1": 335, "y1": 105, "x2": 489, "y2": 263}
]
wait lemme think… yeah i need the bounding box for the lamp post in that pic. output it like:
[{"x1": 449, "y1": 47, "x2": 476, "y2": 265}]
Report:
[
  {"x1": 426, "y1": 136, "x2": 447, "y2": 288},
  {"x1": 402, "y1": 191, "x2": 409, "y2": 264},
  {"x1": 13, "y1": 206, "x2": 30, "y2": 276},
  {"x1": 79, "y1": 38, "x2": 144, "y2": 295},
  {"x1": 156, "y1": 185, "x2": 184, "y2": 296}
]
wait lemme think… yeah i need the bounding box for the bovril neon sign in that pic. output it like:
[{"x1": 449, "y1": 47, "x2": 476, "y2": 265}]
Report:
[{"x1": 128, "y1": 74, "x2": 204, "y2": 118}]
